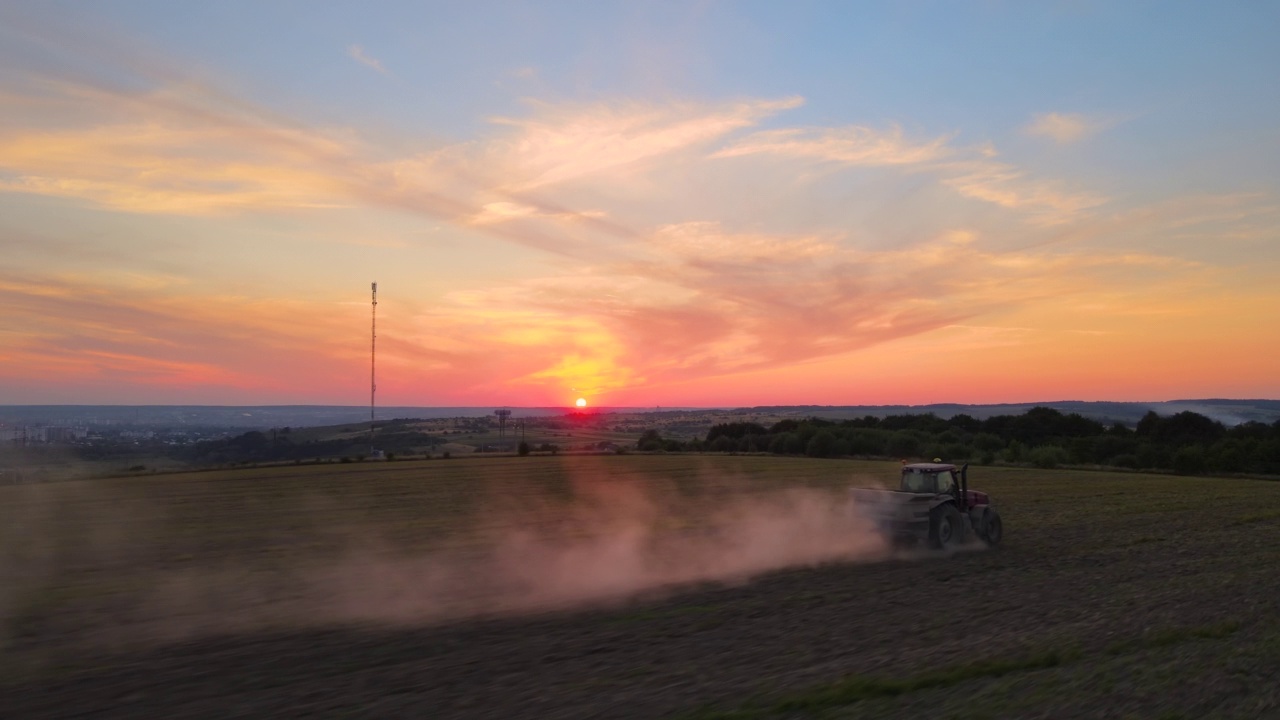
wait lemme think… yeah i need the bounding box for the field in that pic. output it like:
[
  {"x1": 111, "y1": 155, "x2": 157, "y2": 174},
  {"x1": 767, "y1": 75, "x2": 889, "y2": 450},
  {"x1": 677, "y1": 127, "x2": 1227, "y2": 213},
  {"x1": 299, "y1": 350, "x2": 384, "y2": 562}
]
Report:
[{"x1": 3, "y1": 455, "x2": 1280, "y2": 719}]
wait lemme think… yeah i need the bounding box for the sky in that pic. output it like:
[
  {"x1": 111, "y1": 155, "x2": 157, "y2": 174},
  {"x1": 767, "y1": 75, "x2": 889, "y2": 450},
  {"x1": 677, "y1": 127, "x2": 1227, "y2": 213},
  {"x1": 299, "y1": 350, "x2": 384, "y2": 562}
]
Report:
[{"x1": 1, "y1": 1, "x2": 1278, "y2": 408}]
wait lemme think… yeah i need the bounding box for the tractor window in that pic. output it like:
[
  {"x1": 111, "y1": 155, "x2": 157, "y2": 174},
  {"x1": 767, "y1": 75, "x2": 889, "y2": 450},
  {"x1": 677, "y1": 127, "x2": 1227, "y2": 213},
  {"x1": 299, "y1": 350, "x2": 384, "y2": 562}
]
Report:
[
  {"x1": 937, "y1": 471, "x2": 956, "y2": 494},
  {"x1": 902, "y1": 470, "x2": 931, "y2": 492}
]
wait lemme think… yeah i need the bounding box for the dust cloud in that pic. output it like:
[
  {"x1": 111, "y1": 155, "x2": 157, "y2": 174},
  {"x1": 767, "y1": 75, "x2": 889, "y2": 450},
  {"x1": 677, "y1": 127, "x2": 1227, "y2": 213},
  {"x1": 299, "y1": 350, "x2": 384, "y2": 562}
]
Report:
[
  {"x1": 315, "y1": 480, "x2": 889, "y2": 624},
  {"x1": 1, "y1": 470, "x2": 892, "y2": 652}
]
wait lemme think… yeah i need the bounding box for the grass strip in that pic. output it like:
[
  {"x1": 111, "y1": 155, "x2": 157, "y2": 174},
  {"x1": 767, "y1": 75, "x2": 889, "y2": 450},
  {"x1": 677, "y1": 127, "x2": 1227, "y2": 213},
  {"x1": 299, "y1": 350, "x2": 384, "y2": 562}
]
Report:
[
  {"x1": 1231, "y1": 510, "x2": 1280, "y2": 526},
  {"x1": 772, "y1": 649, "x2": 1077, "y2": 712},
  {"x1": 1104, "y1": 619, "x2": 1240, "y2": 655},
  {"x1": 680, "y1": 619, "x2": 1240, "y2": 719}
]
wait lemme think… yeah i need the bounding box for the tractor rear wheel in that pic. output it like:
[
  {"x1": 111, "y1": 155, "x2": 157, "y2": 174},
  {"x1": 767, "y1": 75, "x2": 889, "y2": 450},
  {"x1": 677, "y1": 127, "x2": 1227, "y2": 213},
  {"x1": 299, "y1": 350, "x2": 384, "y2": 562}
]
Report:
[
  {"x1": 929, "y1": 504, "x2": 962, "y2": 549},
  {"x1": 982, "y1": 509, "x2": 1003, "y2": 546}
]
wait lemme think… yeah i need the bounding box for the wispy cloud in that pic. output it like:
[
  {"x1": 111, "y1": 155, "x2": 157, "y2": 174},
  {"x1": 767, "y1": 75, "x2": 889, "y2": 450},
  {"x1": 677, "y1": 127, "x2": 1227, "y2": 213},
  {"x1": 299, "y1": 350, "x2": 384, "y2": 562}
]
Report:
[
  {"x1": 1024, "y1": 112, "x2": 1105, "y2": 144},
  {"x1": 486, "y1": 96, "x2": 804, "y2": 189},
  {"x1": 346, "y1": 44, "x2": 387, "y2": 74},
  {"x1": 650, "y1": 222, "x2": 837, "y2": 263},
  {"x1": 712, "y1": 125, "x2": 950, "y2": 166},
  {"x1": 710, "y1": 122, "x2": 1104, "y2": 224},
  {"x1": 941, "y1": 159, "x2": 1108, "y2": 224}
]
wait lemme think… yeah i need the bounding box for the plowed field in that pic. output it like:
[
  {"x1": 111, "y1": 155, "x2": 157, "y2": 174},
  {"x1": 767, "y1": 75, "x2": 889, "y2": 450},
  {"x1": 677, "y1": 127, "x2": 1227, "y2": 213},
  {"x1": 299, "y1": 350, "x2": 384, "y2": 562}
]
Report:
[{"x1": 3, "y1": 456, "x2": 1279, "y2": 719}]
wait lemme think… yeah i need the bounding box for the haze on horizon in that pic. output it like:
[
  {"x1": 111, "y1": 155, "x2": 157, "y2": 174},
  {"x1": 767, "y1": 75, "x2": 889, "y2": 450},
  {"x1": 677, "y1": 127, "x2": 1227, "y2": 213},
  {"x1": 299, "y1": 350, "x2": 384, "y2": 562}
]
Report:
[{"x1": 1, "y1": 2, "x2": 1277, "y2": 408}]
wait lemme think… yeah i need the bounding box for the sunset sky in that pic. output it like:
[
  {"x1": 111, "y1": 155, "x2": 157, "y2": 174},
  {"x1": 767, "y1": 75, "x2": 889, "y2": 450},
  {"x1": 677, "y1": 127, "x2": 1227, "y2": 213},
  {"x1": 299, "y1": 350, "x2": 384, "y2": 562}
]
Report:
[{"x1": 2, "y1": 2, "x2": 1277, "y2": 407}]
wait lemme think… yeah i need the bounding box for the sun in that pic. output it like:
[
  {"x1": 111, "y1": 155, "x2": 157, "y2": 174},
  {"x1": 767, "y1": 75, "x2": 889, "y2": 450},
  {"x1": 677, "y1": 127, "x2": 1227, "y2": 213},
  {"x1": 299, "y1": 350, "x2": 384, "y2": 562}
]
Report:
[{"x1": 575, "y1": 397, "x2": 587, "y2": 408}]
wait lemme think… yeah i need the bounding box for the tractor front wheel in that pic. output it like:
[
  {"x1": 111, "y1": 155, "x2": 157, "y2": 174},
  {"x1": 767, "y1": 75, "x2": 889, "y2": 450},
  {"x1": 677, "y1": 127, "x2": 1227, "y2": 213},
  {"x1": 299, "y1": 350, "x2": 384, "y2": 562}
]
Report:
[
  {"x1": 982, "y1": 509, "x2": 1003, "y2": 546},
  {"x1": 929, "y1": 505, "x2": 962, "y2": 549}
]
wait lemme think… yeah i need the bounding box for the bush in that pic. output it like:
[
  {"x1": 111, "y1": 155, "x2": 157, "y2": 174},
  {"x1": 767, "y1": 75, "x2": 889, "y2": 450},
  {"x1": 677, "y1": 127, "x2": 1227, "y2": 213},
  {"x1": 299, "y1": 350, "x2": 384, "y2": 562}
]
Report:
[
  {"x1": 706, "y1": 422, "x2": 768, "y2": 443},
  {"x1": 710, "y1": 436, "x2": 734, "y2": 452},
  {"x1": 1029, "y1": 445, "x2": 1070, "y2": 469},
  {"x1": 637, "y1": 430, "x2": 664, "y2": 452},
  {"x1": 1137, "y1": 443, "x2": 1169, "y2": 470},
  {"x1": 847, "y1": 429, "x2": 888, "y2": 456},
  {"x1": 768, "y1": 434, "x2": 790, "y2": 454},
  {"x1": 1172, "y1": 446, "x2": 1207, "y2": 475},
  {"x1": 517, "y1": 441, "x2": 530, "y2": 456},
  {"x1": 1112, "y1": 454, "x2": 1140, "y2": 469},
  {"x1": 922, "y1": 444, "x2": 949, "y2": 463},
  {"x1": 806, "y1": 430, "x2": 837, "y2": 458},
  {"x1": 785, "y1": 433, "x2": 806, "y2": 455},
  {"x1": 972, "y1": 433, "x2": 1004, "y2": 453},
  {"x1": 887, "y1": 431, "x2": 922, "y2": 458},
  {"x1": 442, "y1": 451, "x2": 451, "y2": 459}
]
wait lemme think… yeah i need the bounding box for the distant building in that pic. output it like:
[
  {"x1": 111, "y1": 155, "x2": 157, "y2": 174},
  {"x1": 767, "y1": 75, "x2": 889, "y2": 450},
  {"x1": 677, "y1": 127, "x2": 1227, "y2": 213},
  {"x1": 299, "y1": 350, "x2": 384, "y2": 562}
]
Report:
[
  {"x1": 0, "y1": 426, "x2": 90, "y2": 444},
  {"x1": 44, "y1": 426, "x2": 88, "y2": 443}
]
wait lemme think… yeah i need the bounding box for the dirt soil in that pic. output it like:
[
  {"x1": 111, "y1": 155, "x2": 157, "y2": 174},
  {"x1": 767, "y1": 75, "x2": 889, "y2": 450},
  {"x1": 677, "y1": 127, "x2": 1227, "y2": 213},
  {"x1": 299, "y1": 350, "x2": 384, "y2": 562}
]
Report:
[{"x1": 3, "y1": 458, "x2": 1280, "y2": 719}]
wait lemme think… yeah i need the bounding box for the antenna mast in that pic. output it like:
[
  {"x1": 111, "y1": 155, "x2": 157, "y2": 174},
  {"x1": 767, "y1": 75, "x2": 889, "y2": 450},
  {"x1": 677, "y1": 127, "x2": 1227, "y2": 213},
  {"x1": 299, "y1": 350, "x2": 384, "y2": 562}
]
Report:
[{"x1": 370, "y1": 281, "x2": 377, "y2": 455}]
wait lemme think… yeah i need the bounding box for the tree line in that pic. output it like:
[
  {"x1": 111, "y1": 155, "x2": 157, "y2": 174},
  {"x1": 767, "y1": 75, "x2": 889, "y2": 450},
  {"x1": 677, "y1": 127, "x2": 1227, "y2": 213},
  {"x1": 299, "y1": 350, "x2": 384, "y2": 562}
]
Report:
[{"x1": 636, "y1": 407, "x2": 1280, "y2": 476}]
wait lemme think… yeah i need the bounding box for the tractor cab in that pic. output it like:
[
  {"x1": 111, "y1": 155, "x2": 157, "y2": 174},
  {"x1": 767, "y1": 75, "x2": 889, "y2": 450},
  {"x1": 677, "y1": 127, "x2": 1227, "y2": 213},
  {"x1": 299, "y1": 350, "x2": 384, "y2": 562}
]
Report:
[
  {"x1": 900, "y1": 461, "x2": 992, "y2": 511},
  {"x1": 850, "y1": 460, "x2": 1003, "y2": 549},
  {"x1": 900, "y1": 462, "x2": 960, "y2": 495}
]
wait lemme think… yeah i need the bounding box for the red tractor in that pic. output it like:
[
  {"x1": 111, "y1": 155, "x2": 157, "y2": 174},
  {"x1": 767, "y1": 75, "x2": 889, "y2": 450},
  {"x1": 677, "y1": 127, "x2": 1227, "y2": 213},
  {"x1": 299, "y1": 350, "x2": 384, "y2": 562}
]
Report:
[{"x1": 850, "y1": 462, "x2": 1003, "y2": 549}]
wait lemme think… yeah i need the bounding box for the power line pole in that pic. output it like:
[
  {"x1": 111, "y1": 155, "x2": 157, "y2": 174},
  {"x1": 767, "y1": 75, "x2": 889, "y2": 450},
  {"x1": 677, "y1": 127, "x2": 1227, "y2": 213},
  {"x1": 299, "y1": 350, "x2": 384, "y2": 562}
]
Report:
[{"x1": 370, "y1": 281, "x2": 377, "y2": 456}]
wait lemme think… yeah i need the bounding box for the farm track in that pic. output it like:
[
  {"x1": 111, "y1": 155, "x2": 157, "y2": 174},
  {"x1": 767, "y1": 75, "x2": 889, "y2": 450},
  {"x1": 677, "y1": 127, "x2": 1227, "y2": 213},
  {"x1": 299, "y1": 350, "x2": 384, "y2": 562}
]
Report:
[{"x1": 3, "y1": 456, "x2": 1280, "y2": 719}]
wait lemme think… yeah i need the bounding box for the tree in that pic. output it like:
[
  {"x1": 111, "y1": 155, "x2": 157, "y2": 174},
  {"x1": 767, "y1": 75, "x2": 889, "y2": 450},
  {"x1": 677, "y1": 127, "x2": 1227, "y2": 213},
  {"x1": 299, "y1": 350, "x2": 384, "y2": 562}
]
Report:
[
  {"x1": 886, "y1": 431, "x2": 921, "y2": 458},
  {"x1": 847, "y1": 429, "x2": 888, "y2": 455},
  {"x1": 1029, "y1": 445, "x2": 1070, "y2": 469},
  {"x1": 806, "y1": 430, "x2": 836, "y2": 458},
  {"x1": 1157, "y1": 412, "x2": 1224, "y2": 445},
  {"x1": 706, "y1": 422, "x2": 768, "y2": 443},
  {"x1": 637, "y1": 429, "x2": 664, "y2": 451},
  {"x1": 1172, "y1": 446, "x2": 1206, "y2": 475},
  {"x1": 768, "y1": 434, "x2": 791, "y2": 454},
  {"x1": 769, "y1": 419, "x2": 801, "y2": 434},
  {"x1": 1135, "y1": 411, "x2": 1163, "y2": 437},
  {"x1": 972, "y1": 433, "x2": 1004, "y2": 453}
]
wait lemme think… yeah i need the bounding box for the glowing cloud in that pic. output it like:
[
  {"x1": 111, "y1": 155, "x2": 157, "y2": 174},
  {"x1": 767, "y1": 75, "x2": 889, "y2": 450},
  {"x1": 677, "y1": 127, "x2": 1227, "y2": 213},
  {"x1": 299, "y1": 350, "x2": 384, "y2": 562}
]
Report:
[
  {"x1": 1024, "y1": 112, "x2": 1104, "y2": 144},
  {"x1": 713, "y1": 124, "x2": 949, "y2": 166}
]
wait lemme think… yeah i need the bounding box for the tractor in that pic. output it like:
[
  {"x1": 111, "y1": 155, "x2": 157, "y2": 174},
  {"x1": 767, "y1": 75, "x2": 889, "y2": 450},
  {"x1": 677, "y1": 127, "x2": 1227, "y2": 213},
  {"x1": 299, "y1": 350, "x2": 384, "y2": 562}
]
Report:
[{"x1": 850, "y1": 461, "x2": 1003, "y2": 549}]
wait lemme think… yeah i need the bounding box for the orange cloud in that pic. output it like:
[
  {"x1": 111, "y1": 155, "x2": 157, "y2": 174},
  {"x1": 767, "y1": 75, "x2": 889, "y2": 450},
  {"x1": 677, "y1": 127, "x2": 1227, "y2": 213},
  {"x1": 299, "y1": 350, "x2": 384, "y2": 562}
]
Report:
[
  {"x1": 713, "y1": 124, "x2": 950, "y2": 165},
  {"x1": 940, "y1": 159, "x2": 1107, "y2": 224},
  {"x1": 1024, "y1": 112, "x2": 1107, "y2": 144},
  {"x1": 489, "y1": 96, "x2": 804, "y2": 190}
]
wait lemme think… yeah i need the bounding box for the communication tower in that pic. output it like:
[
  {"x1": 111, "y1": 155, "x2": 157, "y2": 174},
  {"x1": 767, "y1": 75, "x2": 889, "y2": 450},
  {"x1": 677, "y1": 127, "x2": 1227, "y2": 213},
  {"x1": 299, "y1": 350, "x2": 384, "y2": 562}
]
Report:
[{"x1": 495, "y1": 408, "x2": 512, "y2": 447}]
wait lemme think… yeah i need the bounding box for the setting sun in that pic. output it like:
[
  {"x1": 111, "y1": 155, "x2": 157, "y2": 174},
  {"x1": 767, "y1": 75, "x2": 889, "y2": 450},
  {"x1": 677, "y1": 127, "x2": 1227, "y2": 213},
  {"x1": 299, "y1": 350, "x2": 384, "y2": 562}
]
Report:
[{"x1": 575, "y1": 398, "x2": 587, "y2": 408}]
